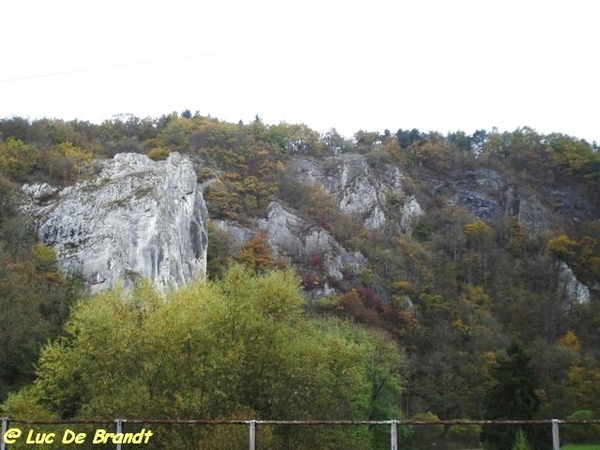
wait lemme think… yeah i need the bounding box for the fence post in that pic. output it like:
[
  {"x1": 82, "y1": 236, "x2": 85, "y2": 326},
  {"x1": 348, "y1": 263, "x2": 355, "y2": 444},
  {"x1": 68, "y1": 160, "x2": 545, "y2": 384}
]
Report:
[
  {"x1": 1, "y1": 417, "x2": 8, "y2": 450},
  {"x1": 248, "y1": 420, "x2": 256, "y2": 450},
  {"x1": 551, "y1": 419, "x2": 560, "y2": 450},
  {"x1": 390, "y1": 420, "x2": 398, "y2": 450},
  {"x1": 115, "y1": 419, "x2": 123, "y2": 450}
]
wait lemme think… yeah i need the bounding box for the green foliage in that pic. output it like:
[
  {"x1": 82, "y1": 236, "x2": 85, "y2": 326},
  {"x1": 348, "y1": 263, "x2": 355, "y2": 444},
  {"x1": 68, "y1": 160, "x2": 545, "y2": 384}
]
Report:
[
  {"x1": 564, "y1": 356, "x2": 600, "y2": 412},
  {"x1": 0, "y1": 385, "x2": 57, "y2": 420},
  {"x1": 563, "y1": 442, "x2": 600, "y2": 449},
  {"x1": 446, "y1": 423, "x2": 482, "y2": 448},
  {"x1": 0, "y1": 180, "x2": 35, "y2": 258},
  {"x1": 321, "y1": 128, "x2": 353, "y2": 154},
  {"x1": 511, "y1": 428, "x2": 531, "y2": 450},
  {"x1": 5, "y1": 266, "x2": 402, "y2": 449},
  {"x1": 38, "y1": 142, "x2": 93, "y2": 183},
  {"x1": 410, "y1": 412, "x2": 444, "y2": 448},
  {"x1": 485, "y1": 342, "x2": 540, "y2": 420},
  {"x1": 563, "y1": 410, "x2": 600, "y2": 444},
  {"x1": 0, "y1": 245, "x2": 80, "y2": 400},
  {"x1": 205, "y1": 221, "x2": 238, "y2": 279},
  {"x1": 0, "y1": 137, "x2": 37, "y2": 181},
  {"x1": 147, "y1": 146, "x2": 171, "y2": 161},
  {"x1": 266, "y1": 122, "x2": 322, "y2": 154},
  {"x1": 482, "y1": 342, "x2": 543, "y2": 450}
]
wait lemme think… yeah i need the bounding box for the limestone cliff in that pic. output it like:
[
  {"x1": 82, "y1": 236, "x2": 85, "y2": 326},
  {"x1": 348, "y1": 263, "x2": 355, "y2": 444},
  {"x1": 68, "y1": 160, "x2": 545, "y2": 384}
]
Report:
[
  {"x1": 257, "y1": 202, "x2": 366, "y2": 281},
  {"x1": 558, "y1": 261, "x2": 591, "y2": 311},
  {"x1": 22, "y1": 153, "x2": 208, "y2": 292},
  {"x1": 214, "y1": 202, "x2": 366, "y2": 275},
  {"x1": 289, "y1": 154, "x2": 423, "y2": 231}
]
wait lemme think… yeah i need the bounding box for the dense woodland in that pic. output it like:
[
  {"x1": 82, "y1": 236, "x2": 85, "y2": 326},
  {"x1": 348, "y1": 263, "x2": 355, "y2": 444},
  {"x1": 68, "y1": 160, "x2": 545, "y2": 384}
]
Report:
[{"x1": 0, "y1": 112, "x2": 599, "y2": 449}]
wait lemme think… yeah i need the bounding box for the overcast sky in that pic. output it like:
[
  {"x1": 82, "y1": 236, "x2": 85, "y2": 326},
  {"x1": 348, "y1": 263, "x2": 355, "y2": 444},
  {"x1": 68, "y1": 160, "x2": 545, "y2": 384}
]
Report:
[{"x1": 1, "y1": 0, "x2": 598, "y2": 142}]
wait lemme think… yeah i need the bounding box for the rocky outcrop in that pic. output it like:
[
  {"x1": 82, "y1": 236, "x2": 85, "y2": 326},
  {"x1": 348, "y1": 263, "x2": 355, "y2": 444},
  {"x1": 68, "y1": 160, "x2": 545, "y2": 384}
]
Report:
[
  {"x1": 258, "y1": 202, "x2": 366, "y2": 281},
  {"x1": 428, "y1": 169, "x2": 553, "y2": 232},
  {"x1": 558, "y1": 261, "x2": 591, "y2": 311},
  {"x1": 22, "y1": 153, "x2": 208, "y2": 292},
  {"x1": 212, "y1": 202, "x2": 367, "y2": 296},
  {"x1": 441, "y1": 169, "x2": 505, "y2": 220},
  {"x1": 514, "y1": 194, "x2": 549, "y2": 234},
  {"x1": 289, "y1": 154, "x2": 423, "y2": 231}
]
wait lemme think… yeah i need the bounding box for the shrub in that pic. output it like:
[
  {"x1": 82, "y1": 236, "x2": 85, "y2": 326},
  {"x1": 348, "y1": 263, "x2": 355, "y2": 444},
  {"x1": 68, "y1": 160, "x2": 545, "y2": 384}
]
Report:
[
  {"x1": 563, "y1": 410, "x2": 600, "y2": 443},
  {"x1": 147, "y1": 147, "x2": 171, "y2": 161}
]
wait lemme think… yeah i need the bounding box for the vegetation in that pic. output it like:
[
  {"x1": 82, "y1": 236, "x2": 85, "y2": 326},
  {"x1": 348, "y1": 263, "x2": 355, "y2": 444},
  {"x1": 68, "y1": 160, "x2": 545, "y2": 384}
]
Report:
[
  {"x1": 482, "y1": 342, "x2": 545, "y2": 449},
  {"x1": 2, "y1": 265, "x2": 401, "y2": 449},
  {"x1": 0, "y1": 180, "x2": 81, "y2": 400},
  {"x1": 0, "y1": 112, "x2": 599, "y2": 449},
  {"x1": 563, "y1": 410, "x2": 600, "y2": 444},
  {"x1": 561, "y1": 446, "x2": 600, "y2": 450}
]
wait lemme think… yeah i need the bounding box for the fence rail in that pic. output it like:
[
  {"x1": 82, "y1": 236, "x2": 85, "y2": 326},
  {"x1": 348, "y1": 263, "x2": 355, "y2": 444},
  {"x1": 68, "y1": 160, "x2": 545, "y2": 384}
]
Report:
[{"x1": 3, "y1": 417, "x2": 600, "y2": 449}]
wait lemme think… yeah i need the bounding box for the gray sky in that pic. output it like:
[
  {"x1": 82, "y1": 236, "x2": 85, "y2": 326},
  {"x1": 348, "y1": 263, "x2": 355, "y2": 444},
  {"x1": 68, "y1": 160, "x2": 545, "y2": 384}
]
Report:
[{"x1": 1, "y1": 0, "x2": 598, "y2": 142}]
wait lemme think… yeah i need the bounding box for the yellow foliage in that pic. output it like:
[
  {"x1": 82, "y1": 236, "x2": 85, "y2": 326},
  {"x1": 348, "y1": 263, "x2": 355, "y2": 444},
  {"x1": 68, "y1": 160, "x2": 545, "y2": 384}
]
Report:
[
  {"x1": 0, "y1": 137, "x2": 36, "y2": 180},
  {"x1": 30, "y1": 243, "x2": 57, "y2": 272},
  {"x1": 147, "y1": 147, "x2": 171, "y2": 161},
  {"x1": 392, "y1": 280, "x2": 415, "y2": 293},
  {"x1": 556, "y1": 330, "x2": 581, "y2": 352},
  {"x1": 547, "y1": 234, "x2": 577, "y2": 259},
  {"x1": 453, "y1": 317, "x2": 470, "y2": 335},
  {"x1": 463, "y1": 220, "x2": 493, "y2": 239}
]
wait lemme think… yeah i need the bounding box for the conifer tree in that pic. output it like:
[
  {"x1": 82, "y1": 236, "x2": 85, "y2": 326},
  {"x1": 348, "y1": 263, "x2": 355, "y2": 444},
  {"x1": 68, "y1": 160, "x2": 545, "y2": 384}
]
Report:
[{"x1": 482, "y1": 342, "x2": 541, "y2": 449}]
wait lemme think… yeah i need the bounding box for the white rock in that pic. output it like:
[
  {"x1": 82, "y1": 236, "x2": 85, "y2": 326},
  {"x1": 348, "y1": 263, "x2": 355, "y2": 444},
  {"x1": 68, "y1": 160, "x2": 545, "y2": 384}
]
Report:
[
  {"x1": 290, "y1": 154, "x2": 423, "y2": 231},
  {"x1": 21, "y1": 182, "x2": 58, "y2": 200},
  {"x1": 23, "y1": 152, "x2": 208, "y2": 293},
  {"x1": 558, "y1": 261, "x2": 591, "y2": 310},
  {"x1": 258, "y1": 202, "x2": 366, "y2": 281}
]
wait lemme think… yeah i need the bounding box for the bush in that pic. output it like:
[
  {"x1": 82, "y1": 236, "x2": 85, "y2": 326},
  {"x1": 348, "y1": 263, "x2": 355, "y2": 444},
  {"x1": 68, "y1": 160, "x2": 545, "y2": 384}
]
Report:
[
  {"x1": 446, "y1": 423, "x2": 482, "y2": 448},
  {"x1": 411, "y1": 412, "x2": 444, "y2": 448},
  {"x1": 3, "y1": 266, "x2": 402, "y2": 450},
  {"x1": 147, "y1": 147, "x2": 171, "y2": 161},
  {"x1": 564, "y1": 410, "x2": 600, "y2": 444},
  {"x1": 511, "y1": 429, "x2": 531, "y2": 450}
]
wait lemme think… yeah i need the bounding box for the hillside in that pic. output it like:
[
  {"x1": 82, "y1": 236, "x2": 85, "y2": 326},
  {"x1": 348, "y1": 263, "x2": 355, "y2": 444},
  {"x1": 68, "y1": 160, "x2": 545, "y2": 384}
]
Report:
[{"x1": 1, "y1": 113, "x2": 599, "y2": 431}]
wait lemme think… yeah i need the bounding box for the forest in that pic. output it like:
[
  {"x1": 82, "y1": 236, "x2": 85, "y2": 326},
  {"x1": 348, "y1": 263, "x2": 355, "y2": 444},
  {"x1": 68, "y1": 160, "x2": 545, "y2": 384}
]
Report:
[{"x1": 0, "y1": 112, "x2": 599, "y2": 449}]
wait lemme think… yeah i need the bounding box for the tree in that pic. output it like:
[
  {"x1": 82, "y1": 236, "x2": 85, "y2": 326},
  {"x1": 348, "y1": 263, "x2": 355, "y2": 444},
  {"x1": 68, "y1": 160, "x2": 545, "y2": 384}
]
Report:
[
  {"x1": 0, "y1": 137, "x2": 36, "y2": 181},
  {"x1": 3, "y1": 266, "x2": 402, "y2": 450},
  {"x1": 238, "y1": 232, "x2": 280, "y2": 271},
  {"x1": 0, "y1": 241, "x2": 80, "y2": 400},
  {"x1": 482, "y1": 342, "x2": 542, "y2": 450},
  {"x1": 447, "y1": 130, "x2": 472, "y2": 153},
  {"x1": 396, "y1": 128, "x2": 422, "y2": 149},
  {"x1": 321, "y1": 128, "x2": 351, "y2": 154},
  {"x1": 38, "y1": 142, "x2": 93, "y2": 183}
]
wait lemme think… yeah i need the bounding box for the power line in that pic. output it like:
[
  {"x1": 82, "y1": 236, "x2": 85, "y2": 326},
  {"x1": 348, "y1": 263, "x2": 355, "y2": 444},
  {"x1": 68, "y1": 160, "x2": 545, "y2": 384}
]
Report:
[{"x1": 0, "y1": 49, "x2": 246, "y2": 83}]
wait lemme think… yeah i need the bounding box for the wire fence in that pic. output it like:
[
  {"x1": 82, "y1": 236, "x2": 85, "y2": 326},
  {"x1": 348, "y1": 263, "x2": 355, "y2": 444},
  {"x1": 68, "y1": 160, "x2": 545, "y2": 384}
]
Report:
[{"x1": 2, "y1": 417, "x2": 600, "y2": 449}]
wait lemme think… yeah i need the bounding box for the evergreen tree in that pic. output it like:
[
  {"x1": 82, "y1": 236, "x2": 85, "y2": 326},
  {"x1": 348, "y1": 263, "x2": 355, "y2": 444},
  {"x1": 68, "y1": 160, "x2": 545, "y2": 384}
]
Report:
[{"x1": 482, "y1": 342, "x2": 542, "y2": 449}]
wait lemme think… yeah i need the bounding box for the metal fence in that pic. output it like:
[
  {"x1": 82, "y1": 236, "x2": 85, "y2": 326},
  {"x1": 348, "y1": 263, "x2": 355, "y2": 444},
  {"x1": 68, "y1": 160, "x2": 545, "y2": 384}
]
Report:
[{"x1": 2, "y1": 417, "x2": 600, "y2": 449}]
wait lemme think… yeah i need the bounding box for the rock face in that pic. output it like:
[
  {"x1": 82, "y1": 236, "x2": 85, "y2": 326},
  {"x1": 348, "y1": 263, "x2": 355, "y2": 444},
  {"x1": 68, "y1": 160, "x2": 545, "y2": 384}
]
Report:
[
  {"x1": 258, "y1": 202, "x2": 366, "y2": 281},
  {"x1": 289, "y1": 154, "x2": 423, "y2": 231},
  {"x1": 423, "y1": 168, "x2": 552, "y2": 233},
  {"x1": 22, "y1": 153, "x2": 208, "y2": 292},
  {"x1": 558, "y1": 261, "x2": 591, "y2": 311},
  {"x1": 446, "y1": 169, "x2": 506, "y2": 220},
  {"x1": 213, "y1": 202, "x2": 367, "y2": 298}
]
